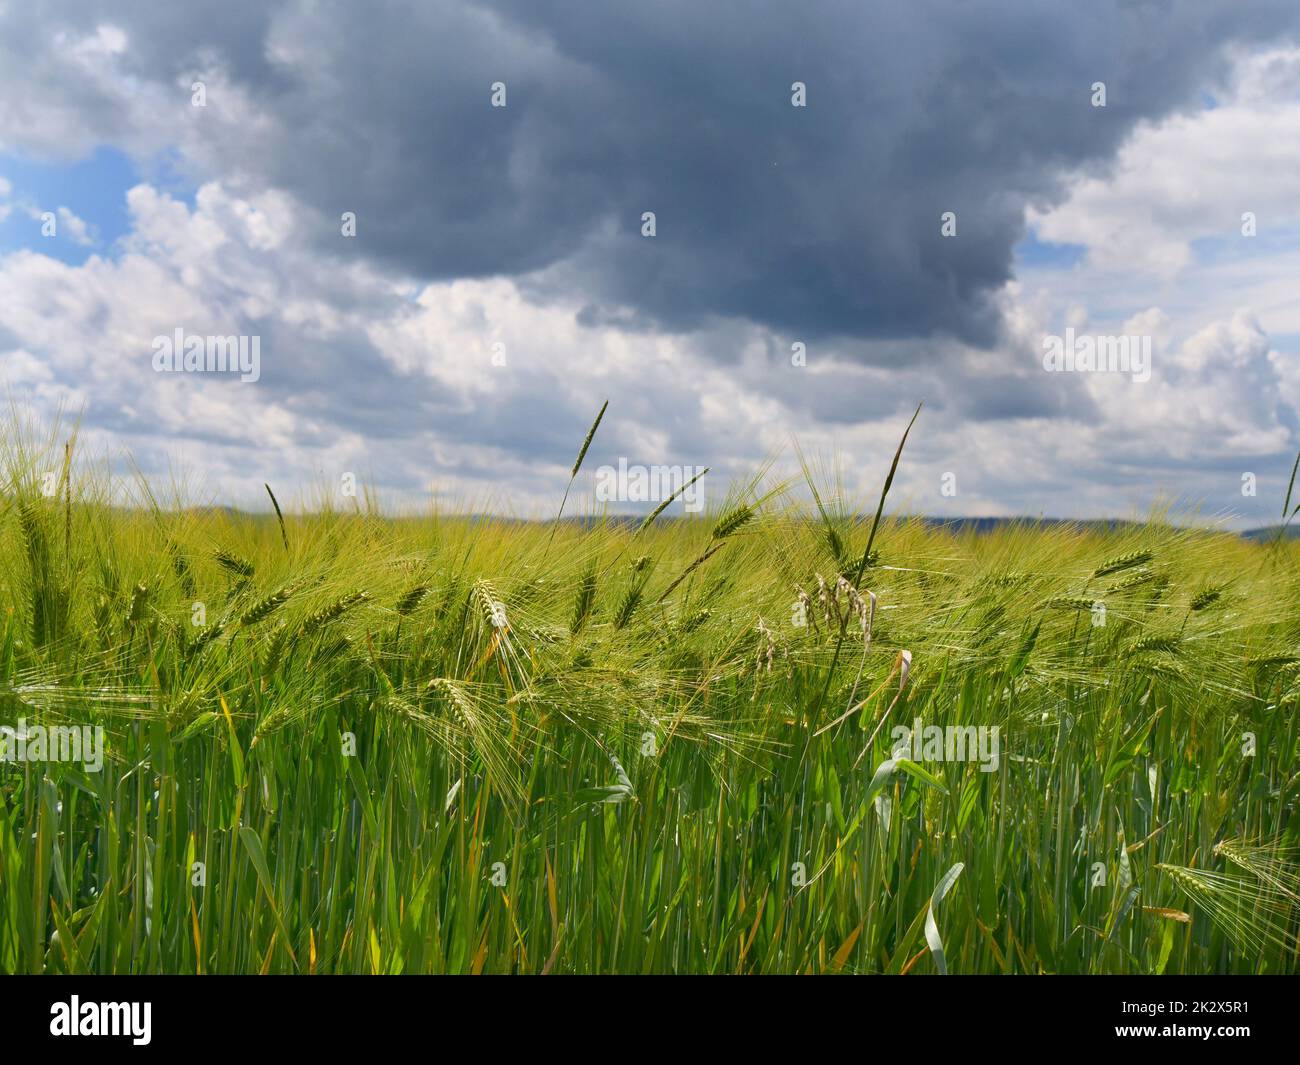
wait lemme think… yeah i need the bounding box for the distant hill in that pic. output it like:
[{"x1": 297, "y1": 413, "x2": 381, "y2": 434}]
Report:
[
  {"x1": 913, "y1": 517, "x2": 1146, "y2": 535},
  {"x1": 1241, "y1": 524, "x2": 1300, "y2": 542},
  {"x1": 121, "y1": 507, "x2": 1298, "y2": 539},
  {"x1": 920, "y1": 516, "x2": 1296, "y2": 539}
]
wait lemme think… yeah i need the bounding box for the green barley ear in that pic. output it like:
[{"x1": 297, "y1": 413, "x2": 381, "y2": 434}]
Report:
[
  {"x1": 676, "y1": 607, "x2": 712, "y2": 634},
  {"x1": 570, "y1": 400, "x2": 608, "y2": 479},
  {"x1": 472, "y1": 579, "x2": 504, "y2": 629},
  {"x1": 188, "y1": 622, "x2": 225, "y2": 654},
  {"x1": 61, "y1": 436, "x2": 73, "y2": 562},
  {"x1": 126, "y1": 582, "x2": 149, "y2": 627},
  {"x1": 570, "y1": 563, "x2": 598, "y2": 634},
  {"x1": 265, "y1": 483, "x2": 289, "y2": 552},
  {"x1": 251, "y1": 702, "x2": 298, "y2": 743},
  {"x1": 1136, "y1": 658, "x2": 1188, "y2": 682},
  {"x1": 424, "y1": 677, "x2": 523, "y2": 808},
  {"x1": 261, "y1": 621, "x2": 291, "y2": 675},
  {"x1": 637, "y1": 467, "x2": 708, "y2": 533},
  {"x1": 613, "y1": 562, "x2": 654, "y2": 630},
  {"x1": 796, "y1": 448, "x2": 849, "y2": 573},
  {"x1": 214, "y1": 549, "x2": 254, "y2": 579},
  {"x1": 1283, "y1": 448, "x2": 1300, "y2": 520},
  {"x1": 810, "y1": 402, "x2": 922, "y2": 724},
  {"x1": 612, "y1": 582, "x2": 644, "y2": 630},
  {"x1": 1159, "y1": 862, "x2": 1298, "y2": 955},
  {"x1": 1047, "y1": 595, "x2": 1096, "y2": 611},
  {"x1": 93, "y1": 594, "x2": 116, "y2": 648},
  {"x1": 1107, "y1": 568, "x2": 1154, "y2": 593},
  {"x1": 1248, "y1": 653, "x2": 1299, "y2": 667},
  {"x1": 1128, "y1": 633, "x2": 1180, "y2": 655},
  {"x1": 395, "y1": 583, "x2": 430, "y2": 616},
  {"x1": 1189, "y1": 586, "x2": 1222, "y2": 611},
  {"x1": 991, "y1": 571, "x2": 1030, "y2": 587},
  {"x1": 710, "y1": 502, "x2": 755, "y2": 541},
  {"x1": 436, "y1": 574, "x2": 465, "y2": 622},
  {"x1": 1092, "y1": 550, "x2": 1153, "y2": 578},
  {"x1": 239, "y1": 585, "x2": 294, "y2": 627},
  {"x1": 168, "y1": 541, "x2": 196, "y2": 597},
  {"x1": 301, "y1": 591, "x2": 367, "y2": 634},
  {"x1": 1214, "y1": 837, "x2": 1300, "y2": 902},
  {"x1": 551, "y1": 399, "x2": 609, "y2": 537},
  {"x1": 426, "y1": 677, "x2": 476, "y2": 732},
  {"x1": 658, "y1": 485, "x2": 777, "y2": 605},
  {"x1": 307, "y1": 633, "x2": 351, "y2": 669},
  {"x1": 656, "y1": 541, "x2": 724, "y2": 603},
  {"x1": 19, "y1": 498, "x2": 65, "y2": 647}
]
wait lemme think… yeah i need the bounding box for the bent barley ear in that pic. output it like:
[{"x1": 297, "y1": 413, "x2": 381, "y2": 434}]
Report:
[
  {"x1": 1128, "y1": 633, "x2": 1179, "y2": 655},
  {"x1": 126, "y1": 582, "x2": 150, "y2": 627},
  {"x1": 395, "y1": 583, "x2": 429, "y2": 616},
  {"x1": 265, "y1": 483, "x2": 290, "y2": 552},
  {"x1": 1159, "y1": 862, "x2": 1299, "y2": 955},
  {"x1": 1047, "y1": 595, "x2": 1095, "y2": 611},
  {"x1": 637, "y1": 468, "x2": 707, "y2": 533},
  {"x1": 613, "y1": 567, "x2": 651, "y2": 630},
  {"x1": 301, "y1": 591, "x2": 367, "y2": 633},
  {"x1": 239, "y1": 585, "x2": 295, "y2": 628},
  {"x1": 187, "y1": 621, "x2": 225, "y2": 654},
  {"x1": 569, "y1": 564, "x2": 598, "y2": 634},
  {"x1": 1189, "y1": 586, "x2": 1222, "y2": 611},
  {"x1": 1092, "y1": 550, "x2": 1153, "y2": 578},
  {"x1": 214, "y1": 549, "x2": 254, "y2": 579},
  {"x1": 710, "y1": 502, "x2": 755, "y2": 541}
]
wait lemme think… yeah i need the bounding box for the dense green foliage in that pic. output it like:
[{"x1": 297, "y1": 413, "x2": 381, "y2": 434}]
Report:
[{"x1": 1, "y1": 415, "x2": 1298, "y2": 974}]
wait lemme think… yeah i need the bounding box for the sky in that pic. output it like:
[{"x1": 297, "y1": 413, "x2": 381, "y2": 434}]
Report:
[{"x1": 1, "y1": 0, "x2": 1300, "y2": 527}]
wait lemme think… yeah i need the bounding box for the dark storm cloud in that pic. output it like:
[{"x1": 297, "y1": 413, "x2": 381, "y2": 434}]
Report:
[
  {"x1": 10, "y1": 0, "x2": 1300, "y2": 351},
  {"x1": 946, "y1": 367, "x2": 1101, "y2": 423}
]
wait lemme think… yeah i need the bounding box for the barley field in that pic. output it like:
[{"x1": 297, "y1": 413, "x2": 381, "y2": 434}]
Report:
[{"x1": 1, "y1": 410, "x2": 1298, "y2": 975}]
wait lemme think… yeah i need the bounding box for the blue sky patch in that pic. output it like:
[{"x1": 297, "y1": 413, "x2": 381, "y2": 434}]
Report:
[
  {"x1": 1013, "y1": 231, "x2": 1086, "y2": 271},
  {"x1": 0, "y1": 146, "x2": 197, "y2": 265}
]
